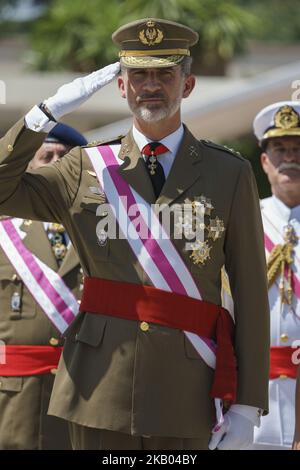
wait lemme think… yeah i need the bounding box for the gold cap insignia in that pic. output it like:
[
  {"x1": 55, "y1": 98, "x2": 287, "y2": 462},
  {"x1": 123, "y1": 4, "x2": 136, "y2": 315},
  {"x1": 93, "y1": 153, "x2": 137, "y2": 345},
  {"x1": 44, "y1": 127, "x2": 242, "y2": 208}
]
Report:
[
  {"x1": 274, "y1": 105, "x2": 299, "y2": 130},
  {"x1": 139, "y1": 21, "x2": 164, "y2": 46}
]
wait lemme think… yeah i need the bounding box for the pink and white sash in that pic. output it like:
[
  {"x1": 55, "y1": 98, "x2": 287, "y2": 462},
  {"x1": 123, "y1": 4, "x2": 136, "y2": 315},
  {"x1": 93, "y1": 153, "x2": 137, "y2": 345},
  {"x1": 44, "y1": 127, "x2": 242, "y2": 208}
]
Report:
[
  {"x1": 85, "y1": 144, "x2": 224, "y2": 420},
  {"x1": 0, "y1": 218, "x2": 79, "y2": 333}
]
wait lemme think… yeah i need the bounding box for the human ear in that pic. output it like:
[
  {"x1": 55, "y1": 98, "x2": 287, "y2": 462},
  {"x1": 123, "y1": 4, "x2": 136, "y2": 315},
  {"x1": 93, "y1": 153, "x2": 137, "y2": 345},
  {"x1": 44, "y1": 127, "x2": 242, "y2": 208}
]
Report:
[
  {"x1": 261, "y1": 153, "x2": 270, "y2": 175},
  {"x1": 182, "y1": 75, "x2": 196, "y2": 98},
  {"x1": 118, "y1": 76, "x2": 126, "y2": 99}
]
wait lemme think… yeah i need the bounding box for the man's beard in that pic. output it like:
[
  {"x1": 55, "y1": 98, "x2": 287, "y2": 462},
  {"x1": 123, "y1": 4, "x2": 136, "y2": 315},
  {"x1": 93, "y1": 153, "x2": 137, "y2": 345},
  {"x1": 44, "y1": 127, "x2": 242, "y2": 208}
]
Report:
[
  {"x1": 137, "y1": 106, "x2": 170, "y2": 122},
  {"x1": 129, "y1": 93, "x2": 182, "y2": 123}
]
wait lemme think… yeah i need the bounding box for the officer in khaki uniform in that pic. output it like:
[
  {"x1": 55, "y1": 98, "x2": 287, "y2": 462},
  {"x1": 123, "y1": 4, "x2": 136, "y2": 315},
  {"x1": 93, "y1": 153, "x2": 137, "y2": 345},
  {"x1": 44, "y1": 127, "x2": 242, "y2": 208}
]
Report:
[
  {"x1": 0, "y1": 124, "x2": 85, "y2": 450},
  {"x1": 0, "y1": 19, "x2": 270, "y2": 450}
]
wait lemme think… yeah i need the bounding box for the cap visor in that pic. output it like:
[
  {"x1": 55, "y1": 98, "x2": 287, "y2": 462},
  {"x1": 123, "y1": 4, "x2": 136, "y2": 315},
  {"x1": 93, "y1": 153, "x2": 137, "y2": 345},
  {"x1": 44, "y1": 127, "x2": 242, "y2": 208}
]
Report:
[
  {"x1": 263, "y1": 128, "x2": 300, "y2": 139},
  {"x1": 121, "y1": 55, "x2": 184, "y2": 68}
]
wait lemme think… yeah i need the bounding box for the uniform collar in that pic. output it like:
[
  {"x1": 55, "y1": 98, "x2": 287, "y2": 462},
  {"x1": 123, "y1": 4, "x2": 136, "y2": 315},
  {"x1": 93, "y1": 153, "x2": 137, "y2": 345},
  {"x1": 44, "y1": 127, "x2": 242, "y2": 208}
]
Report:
[
  {"x1": 132, "y1": 123, "x2": 184, "y2": 156},
  {"x1": 272, "y1": 195, "x2": 300, "y2": 223}
]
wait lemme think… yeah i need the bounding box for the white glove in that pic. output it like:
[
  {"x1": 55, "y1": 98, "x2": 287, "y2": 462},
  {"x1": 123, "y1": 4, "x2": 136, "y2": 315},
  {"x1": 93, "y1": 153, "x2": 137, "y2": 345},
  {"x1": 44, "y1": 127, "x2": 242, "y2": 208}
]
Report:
[
  {"x1": 44, "y1": 62, "x2": 120, "y2": 120},
  {"x1": 209, "y1": 405, "x2": 259, "y2": 450}
]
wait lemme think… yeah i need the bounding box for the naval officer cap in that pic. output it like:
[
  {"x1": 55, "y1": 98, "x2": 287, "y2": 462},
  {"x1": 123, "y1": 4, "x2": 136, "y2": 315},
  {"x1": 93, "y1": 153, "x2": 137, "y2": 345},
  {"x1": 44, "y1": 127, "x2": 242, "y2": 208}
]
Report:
[
  {"x1": 253, "y1": 101, "x2": 300, "y2": 145},
  {"x1": 45, "y1": 123, "x2": 88, "y2": 147},
  {"x1": 112, "y1": 18, "x2": 199, "y2": 68}
]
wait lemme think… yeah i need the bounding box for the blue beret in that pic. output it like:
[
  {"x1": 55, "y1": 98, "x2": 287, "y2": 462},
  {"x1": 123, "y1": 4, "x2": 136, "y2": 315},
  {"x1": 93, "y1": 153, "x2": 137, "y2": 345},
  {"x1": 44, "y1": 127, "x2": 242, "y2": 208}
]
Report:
[{"x1": 45, "y1": 123, "x2": 88, "y2": 147}]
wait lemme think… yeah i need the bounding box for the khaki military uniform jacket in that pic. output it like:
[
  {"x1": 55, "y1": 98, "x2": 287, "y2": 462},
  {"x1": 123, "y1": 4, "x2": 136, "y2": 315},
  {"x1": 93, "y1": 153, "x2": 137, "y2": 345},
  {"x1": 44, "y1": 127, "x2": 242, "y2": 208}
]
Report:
[
  {"x1": 0, "y1": 219, "x2": 81, "y2": 449},
  {"x1": 0, "y1": 118, "x2": 270, "y2": 440}
]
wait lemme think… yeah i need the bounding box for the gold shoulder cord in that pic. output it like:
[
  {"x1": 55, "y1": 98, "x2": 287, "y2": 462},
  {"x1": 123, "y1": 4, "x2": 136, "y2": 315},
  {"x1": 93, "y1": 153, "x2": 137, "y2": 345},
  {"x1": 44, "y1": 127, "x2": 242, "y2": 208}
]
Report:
[{"x1": 267, "y1": 225, "x2": 298, "y2": 305}]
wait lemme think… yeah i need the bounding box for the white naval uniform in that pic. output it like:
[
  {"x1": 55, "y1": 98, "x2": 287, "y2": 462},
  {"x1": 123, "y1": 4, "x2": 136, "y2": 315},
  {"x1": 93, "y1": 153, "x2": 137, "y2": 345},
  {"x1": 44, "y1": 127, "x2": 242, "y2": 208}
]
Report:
[{"x1": 252, "y1": 195, "x2": 300, "y2": 449}]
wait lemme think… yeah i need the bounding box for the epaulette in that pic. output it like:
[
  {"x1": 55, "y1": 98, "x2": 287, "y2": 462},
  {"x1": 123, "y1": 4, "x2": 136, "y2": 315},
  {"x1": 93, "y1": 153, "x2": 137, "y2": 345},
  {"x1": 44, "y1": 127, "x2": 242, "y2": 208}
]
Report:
[
  {"x1": 84, "y1": 135, "x2": 124, "y2": 148},
  {"x1": 200, "y1": 139, "x2": 244, "y2": 161}
]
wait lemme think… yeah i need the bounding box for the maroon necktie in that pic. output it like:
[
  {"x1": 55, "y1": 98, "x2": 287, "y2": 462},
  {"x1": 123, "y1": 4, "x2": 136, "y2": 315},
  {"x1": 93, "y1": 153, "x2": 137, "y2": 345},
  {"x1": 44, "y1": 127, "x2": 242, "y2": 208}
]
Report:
[{"x1": 142, "y1": 142, "x2": 168, "y2": 197}]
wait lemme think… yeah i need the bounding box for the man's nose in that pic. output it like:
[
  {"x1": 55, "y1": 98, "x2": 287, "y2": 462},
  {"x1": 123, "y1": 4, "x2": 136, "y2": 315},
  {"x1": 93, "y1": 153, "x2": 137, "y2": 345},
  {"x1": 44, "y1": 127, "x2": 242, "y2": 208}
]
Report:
[
  {"x1": 143, "y1": 74, "x2": 162, "y2": 91},
  {"x1": 283, "y1": 148, "x2": 299, "y2": 161}
]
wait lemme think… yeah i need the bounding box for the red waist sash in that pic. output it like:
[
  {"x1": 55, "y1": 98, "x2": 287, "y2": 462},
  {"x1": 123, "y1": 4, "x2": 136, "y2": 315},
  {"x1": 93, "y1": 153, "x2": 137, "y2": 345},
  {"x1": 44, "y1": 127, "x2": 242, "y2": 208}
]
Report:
[
  {"x1": 0, "y1": 345, "x2": 62, "y2": 376},
  {"x1": 270, "y1": 346, "x2": 298, "y2": 379},
  {"x1": 80, "y1": 277, "x2": 237, "y2": 402}
]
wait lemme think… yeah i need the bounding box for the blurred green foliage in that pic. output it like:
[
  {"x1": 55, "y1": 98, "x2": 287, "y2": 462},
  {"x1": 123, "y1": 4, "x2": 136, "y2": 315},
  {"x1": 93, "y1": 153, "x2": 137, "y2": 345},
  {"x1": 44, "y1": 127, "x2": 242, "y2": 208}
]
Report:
[
  {"x1": 26, "y1": 0, "x2": 256, "y2": 73},
  {"x1": 222, "y1": 135, "x2": 271, "y2": 199},
  {"x1": 0, "y1": 0, "x2": 297, "y2": 197},
  {"x1": 1, "y1": 0, "x2": 300, "y2": 73},
  {"x1": 236, "y1": 0, "x2": 300, "y2": 42},
  {"x1": 0, "y1": 0, "x2": 18, "y2": 10},
  {"x1": 28, "y1": 0, "x2": 123, "y2": 71}
]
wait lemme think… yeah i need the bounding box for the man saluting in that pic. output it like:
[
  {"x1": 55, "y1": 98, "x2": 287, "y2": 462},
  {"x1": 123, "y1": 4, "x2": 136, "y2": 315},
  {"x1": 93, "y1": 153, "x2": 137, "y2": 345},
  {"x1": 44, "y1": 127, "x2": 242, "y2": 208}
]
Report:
[{"x1": 0, "y1": 18, "x2": 269, "y2": 450}]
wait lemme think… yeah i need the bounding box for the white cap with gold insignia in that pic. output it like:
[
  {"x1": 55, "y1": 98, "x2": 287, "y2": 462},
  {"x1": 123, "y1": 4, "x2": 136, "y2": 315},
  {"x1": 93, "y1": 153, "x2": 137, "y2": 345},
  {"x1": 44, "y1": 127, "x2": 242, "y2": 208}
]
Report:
[{"x1": 253, "y1": 101, "x2": 300, "y2": 143}]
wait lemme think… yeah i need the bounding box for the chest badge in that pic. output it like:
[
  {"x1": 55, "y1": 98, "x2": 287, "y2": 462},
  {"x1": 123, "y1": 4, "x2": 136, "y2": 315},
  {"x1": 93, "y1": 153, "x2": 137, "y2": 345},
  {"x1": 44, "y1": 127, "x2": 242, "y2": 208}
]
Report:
[{"x1": 179, "y1": 195, "x2": 225, "y2": 267}]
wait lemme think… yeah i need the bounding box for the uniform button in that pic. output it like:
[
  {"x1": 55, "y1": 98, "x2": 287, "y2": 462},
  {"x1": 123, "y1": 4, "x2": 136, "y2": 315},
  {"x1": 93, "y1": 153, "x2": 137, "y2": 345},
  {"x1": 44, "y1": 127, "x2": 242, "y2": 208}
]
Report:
[
  {"x1": 0, "y1": 381, "x2": 2, "y2": 388},
  {"x1": 280, "y1": 334, "x2": 289, "y2": 342},
  {"x1": 49, "y1": 337, "x2": 59, "y2": 346},
  {"x1": 279, "y1": 374, "x2": 288, "y2": 380},
  {"x1": 140, "y1": 321, "x2": 149, "y2": 332},
  {"x1": 11, "y1": 274, "x2": 18, "y2": 281},
  {"x1": 50, "y1": 368, "x2": 57, "y2": 375},
  {"x1": 77, "y1": 299, "x2": 81, "y2": 305},
  {"x1": 7, "y1": 144, "x2": 13, "y2": 152}
]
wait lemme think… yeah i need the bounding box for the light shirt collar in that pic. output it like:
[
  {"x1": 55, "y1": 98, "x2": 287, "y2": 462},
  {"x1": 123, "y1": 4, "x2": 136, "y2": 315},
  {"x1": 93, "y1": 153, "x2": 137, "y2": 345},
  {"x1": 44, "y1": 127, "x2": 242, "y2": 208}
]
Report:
[
  {"x1": 132, "y1": 124, "x2": 184, "y2": 156},
  {"x1": 272, "y1": 195, "x2": 300, "y2": 223}
]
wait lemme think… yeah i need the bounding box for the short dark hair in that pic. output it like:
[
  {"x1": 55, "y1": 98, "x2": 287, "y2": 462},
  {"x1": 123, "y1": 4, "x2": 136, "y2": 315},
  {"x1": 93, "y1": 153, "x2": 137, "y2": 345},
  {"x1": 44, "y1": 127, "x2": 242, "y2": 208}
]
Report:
[
  {"x1": 180, "y1": 56, "x2": 193, "y2": 75},
  {"x1": 260, "y1": 139, "x2": 268, "y2": 152}
]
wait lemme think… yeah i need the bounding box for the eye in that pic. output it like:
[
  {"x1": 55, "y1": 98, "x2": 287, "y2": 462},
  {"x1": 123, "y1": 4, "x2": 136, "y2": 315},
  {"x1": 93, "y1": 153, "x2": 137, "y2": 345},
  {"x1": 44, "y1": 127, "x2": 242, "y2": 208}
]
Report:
[
  {"x1": 131, "y1": 70, "x2": 146, "y2": 78},
  {"x1": 160, "y1": 70, "x2": 173, "y2": 78},
  {"x1": 44, "y1": 152, "x2": 55, "y2": 162},
  {"x1": 272, "y1": 147, "x2": 285, "y2": 155}
]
